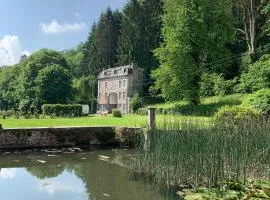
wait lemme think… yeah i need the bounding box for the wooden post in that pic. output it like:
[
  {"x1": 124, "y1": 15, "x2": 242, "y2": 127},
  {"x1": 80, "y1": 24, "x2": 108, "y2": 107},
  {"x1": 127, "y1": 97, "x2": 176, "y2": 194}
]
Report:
[{"x1": 148, "y1": 107, "x2": 156, "y2": 129}]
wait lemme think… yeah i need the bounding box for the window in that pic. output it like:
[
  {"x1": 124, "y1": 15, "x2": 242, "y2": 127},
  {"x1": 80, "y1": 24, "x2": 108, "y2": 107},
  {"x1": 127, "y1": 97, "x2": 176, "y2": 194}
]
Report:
[
  {"x1": 99, "y1": 82, "x2": 101, "y2": 89},
  {"x1": 119, "y1": 92, "x2": 122, "y2": 100},
  {"x1": 123, "y1": 80, "x2": 126, "y2": 87},
  {"x1": 105, "y1": 82, "x2": 108, "y2": 89},
  {"x1": 123, "y1": 92, "x2": 126, "y2": 100},
  {"x1": 119, "y1": 80, "x2": 122, "y2": 88}
]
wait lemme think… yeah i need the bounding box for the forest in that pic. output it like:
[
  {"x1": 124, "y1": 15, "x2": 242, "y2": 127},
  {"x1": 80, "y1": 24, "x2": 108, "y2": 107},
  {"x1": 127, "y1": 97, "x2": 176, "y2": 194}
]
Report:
[{"x1": 0, "y1": 0, "x2": 269, "y2": 113}]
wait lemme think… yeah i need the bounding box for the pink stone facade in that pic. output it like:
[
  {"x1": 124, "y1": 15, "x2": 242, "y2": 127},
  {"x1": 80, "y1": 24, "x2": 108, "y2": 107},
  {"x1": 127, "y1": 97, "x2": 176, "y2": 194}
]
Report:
[{"x1": 97, "y1": 64, "x2": 143, "y2": 114}]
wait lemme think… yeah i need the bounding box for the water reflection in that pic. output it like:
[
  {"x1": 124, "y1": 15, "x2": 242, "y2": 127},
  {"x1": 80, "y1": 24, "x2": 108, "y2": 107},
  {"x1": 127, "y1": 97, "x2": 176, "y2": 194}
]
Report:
[
  {"x1": 0, "y1": 149, "x2": 177, "y2": 200},
  {"x1": 38, "y1": 171, "x2": 87, "y2": 196}
]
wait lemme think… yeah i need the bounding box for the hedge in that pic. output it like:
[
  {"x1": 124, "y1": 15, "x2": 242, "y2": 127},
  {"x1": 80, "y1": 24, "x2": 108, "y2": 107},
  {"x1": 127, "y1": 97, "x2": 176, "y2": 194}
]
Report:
[{"x1": 42, "y1": 104, "x2": 82, "y2": 117}]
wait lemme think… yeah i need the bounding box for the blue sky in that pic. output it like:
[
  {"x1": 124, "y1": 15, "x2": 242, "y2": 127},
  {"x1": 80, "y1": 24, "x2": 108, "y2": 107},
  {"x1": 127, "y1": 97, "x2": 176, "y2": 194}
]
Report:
[{"x1": 0, "y1": 0, "x2": 126, "y2": 66}]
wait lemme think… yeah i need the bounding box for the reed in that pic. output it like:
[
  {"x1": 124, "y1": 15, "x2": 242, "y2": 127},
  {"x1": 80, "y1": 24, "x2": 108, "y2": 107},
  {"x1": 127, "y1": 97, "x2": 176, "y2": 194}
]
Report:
[{"x1": 132, "y1": 117, "x2": 270, "y2": 189}]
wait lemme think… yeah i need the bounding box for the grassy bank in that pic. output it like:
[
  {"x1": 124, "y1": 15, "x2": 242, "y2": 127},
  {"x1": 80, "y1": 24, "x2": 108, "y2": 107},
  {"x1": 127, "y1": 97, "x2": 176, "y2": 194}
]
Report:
[
  {"x1": 0, "y1": 114, "x2": 209, "y2": 129},
  {"x1": 0, "y1": 94, "x2": 245, "y2": 129},
  {"x1": 133, "y1": 118, "x2": 270, "y2": 199},
  {"x1": 146, "y1": 94, "x2": 245, "y2": 116}
]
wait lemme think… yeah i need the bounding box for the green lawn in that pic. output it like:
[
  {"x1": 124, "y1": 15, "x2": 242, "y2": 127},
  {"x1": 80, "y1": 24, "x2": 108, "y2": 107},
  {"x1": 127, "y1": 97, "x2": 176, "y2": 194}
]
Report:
[
  {"x1": 0, "y1": 114, "x2": 209, "y2": 129},
  {"x1": 0, "y1": 94, "x2": 244, "y2": 129}
]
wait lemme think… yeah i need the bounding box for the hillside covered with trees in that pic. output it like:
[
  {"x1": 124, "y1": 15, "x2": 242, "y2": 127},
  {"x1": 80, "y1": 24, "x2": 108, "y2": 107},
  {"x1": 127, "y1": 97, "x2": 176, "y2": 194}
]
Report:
[{"x1": 0, "y1": 0, "x2": 270, "y2": 114}]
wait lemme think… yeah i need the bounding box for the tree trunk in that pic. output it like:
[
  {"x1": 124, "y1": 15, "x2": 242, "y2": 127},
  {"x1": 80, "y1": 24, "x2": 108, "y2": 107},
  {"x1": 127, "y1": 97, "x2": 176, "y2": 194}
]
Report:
[
  {"x1": 242, "y1": 0, "x2": 263, "y2": 61},
  {"x1": 243, "y1": 0, "x2": 256, "y2": 54}
]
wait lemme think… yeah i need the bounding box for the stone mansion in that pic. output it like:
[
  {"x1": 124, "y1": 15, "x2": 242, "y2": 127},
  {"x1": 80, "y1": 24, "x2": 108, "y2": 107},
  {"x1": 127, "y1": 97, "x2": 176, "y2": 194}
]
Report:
[{"x1": 97, "y1": 64, "x2": 143, "y2": 114}]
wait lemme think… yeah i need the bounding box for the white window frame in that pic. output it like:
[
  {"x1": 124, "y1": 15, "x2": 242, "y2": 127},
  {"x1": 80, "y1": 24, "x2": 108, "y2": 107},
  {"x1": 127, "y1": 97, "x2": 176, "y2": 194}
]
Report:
[
  {"x1": 119, "y1": 80, "x2": 122, "y2": 88},
  {"x1": 119, "y1": 92, "x2": 122, "y2": 100}
]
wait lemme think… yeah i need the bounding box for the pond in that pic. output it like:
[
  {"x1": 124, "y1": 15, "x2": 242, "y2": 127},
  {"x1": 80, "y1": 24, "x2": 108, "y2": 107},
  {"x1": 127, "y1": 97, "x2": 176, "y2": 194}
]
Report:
[{"x1": 0, "y1": 148, "x2": 177, "y2": 200}]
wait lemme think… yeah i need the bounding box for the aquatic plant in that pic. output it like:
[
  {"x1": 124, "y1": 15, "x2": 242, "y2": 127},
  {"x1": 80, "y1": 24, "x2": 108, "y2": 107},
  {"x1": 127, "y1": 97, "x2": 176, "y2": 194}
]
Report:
[{"x1": 133, "y1": 118, "x2": 270, "y2": 190}]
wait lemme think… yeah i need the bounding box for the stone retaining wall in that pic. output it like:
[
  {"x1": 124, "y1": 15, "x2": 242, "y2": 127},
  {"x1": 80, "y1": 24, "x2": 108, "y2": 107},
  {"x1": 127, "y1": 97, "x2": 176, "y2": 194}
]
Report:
[{"x1": 0, "y1": 127, "x2": 143, "y2": 149}]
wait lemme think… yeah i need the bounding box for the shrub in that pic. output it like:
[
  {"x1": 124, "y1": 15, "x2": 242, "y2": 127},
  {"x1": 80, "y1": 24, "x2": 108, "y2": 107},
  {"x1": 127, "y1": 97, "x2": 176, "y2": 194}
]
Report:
[
  {"x1": 112, "y1": 109, "x2": 122, "y2": 118},
  {"x1": 215, "y1": 105, "x2": 262, "y2": 124},
  {"x1": 200, "y1": 73, "x2": 219, "y2": 97},
  {"x1": 137, "y1": 108, "x2": 148, "y2": 116},
  {"x1": 130, "y1": 94, "x2": 143, "y2": 113},
  {"x1": 214, "y1": 77, "x2": 237, "y2": 96},
  {"x1": 243, "y1": 89, "x2": 270, "y2": 115},
  {"x1": 237, "y1": 54, "x2": 270, "y2": 93},
  {"x1": 200, "y1": 73, "x2": 237, "y2": 97},
  {"x1": 24, "y1": 113, "x2": 32, "y2": 119},
  {"x1": 42, "y1": 104, "x2": 82, "y2": 117},
  {"x1": 13, "y1": 111, "x2": 21, "y2": 119},
  {"x1": 0, "y1": 112, "x2": 6, "y2": 119}
]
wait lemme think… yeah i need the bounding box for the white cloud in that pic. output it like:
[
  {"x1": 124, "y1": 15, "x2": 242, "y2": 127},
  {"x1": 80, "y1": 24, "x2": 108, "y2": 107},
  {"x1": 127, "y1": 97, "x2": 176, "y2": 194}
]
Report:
[
  {"x1": 38, "y1": 179, "x2": 85, "y2": 195},
  {"x1": 40, "y1": 20, "x2": 86, "y2": 34},
  {"x1": 0, "y1": 168, "x2": 16, "y2": 179},
  {"x1": 0, "y1": 35, "x2": 30, "y2": 67}
]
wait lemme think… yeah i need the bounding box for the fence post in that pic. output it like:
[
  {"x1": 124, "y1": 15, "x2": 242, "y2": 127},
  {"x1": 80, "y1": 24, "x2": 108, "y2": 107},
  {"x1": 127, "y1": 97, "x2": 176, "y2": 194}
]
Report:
[{"x1": 148, "y1": 107, "x2": 156, "y2": 130}]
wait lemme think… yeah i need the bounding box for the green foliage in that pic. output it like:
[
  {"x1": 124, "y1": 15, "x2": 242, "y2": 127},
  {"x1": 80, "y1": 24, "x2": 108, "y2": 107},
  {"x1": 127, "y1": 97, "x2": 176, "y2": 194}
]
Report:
[
  {"x1": 136, "y1": 108, "x2": 148, "y2": 116},
  {"x1": 153, "y1": 0, "x2": 233, "y2": 104},
  {"x1": 0, "y1": 65, "x2": 21, "y2": 110},
  {"x1": 42, "y1": 104, "x2": 82, "y2": 117},
  {"x1": 200, "y1": 73, "x2": 237, "y2": 97},
  {"x1": 35, "y1": 64, "x2": 73, "y2": 104},
  {"x1": 62, "y1": 43, "x2": 84, "y2": 77},
  {"x1": 237, "y1": 54, "x2": 270, "y2": 93},
  {"x1": 82, "y1": 8, "x2": 122, "y2": 77},
  {"x1": 215, "y1": 105, "x2": 262, "y2": 124},
  {"x1": 200, "y1": 73, "x2": 238, "y2": 97},
  {"x1": 142, "y1": 96, "x2": 164, "y2": 106},
  {"x1": 243, "y1": 89, "x2": 270, "y2": 115},
  {"x1": 213, "y1": 76, "x2": 237, "y2": 96},
  {"x1": 72, "y1": 75, "x2": 96, "y2": 102},
  {"x1": 200, "y1": 73, "x2": 219, "y2": 97},
  {"x1": 130, "y1": 94, "x2": 143, "y2": 113},
  {"x1": 72, "y1": 75, "x2": 97, "y2": 114},
  {"x1": 17, "y1": 49, "x2": 72, "y2": 113},
  {"x1": 112, "y1": 109, "x2": 122, "y2": 118},
  {"x1": 117, "y1": 0, "x2": 163, "y2": 93},
  {"x1": 0, "y1": 49, "x2": 72, "y2": 114},
  {"x1": 262, "y1": 4, "x2": 270, "y2": 36},
  {"x1": 143, "y1": 94, "x2": 244, "y2": 117}
]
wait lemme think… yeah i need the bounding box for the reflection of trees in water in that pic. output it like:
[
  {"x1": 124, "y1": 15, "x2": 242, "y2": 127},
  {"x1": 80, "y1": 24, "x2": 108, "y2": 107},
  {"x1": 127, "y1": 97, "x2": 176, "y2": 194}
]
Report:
[
  {"x1": 72, "y1": 160, "x2": 127, "y2": 199},
  {"x1": 26, "y1": 165, "x2": 65, "y2": 179},
  {"x1": 71, "y1": 150, "x2": 167, "y2": 200},
  {"x1": 20, "y1": 150, "x2": 172, "y2": 200}
]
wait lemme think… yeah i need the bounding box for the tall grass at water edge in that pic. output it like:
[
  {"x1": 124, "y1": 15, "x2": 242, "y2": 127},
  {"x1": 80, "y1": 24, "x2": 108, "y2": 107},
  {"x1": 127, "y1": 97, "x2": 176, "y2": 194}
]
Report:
[{"x1": 132, "y1": 118, "x2": 270, "y2": 189}]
